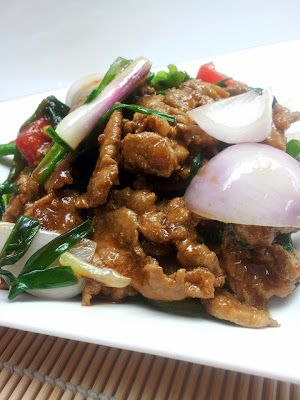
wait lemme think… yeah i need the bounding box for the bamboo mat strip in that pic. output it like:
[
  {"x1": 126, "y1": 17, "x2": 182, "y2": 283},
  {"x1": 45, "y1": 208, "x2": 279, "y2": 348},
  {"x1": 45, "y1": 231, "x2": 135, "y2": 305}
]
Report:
[{"x1": 0, "y1": 327, "x2": 299, "y2": 400}]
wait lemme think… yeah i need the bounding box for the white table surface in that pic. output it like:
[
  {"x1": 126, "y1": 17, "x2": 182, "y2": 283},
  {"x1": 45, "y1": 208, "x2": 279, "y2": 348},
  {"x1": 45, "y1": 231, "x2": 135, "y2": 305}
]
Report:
[{"x1": 1, "y1": 0, "x2": 300, "y2": 101}]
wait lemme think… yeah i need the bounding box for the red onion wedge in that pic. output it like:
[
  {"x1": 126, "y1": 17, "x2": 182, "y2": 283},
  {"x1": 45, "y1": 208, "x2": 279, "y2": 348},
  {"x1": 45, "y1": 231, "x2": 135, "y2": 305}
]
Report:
[
  {"x1": 188, "y1": 88, "x2": 273, "y2": 144},
  {"x1": 56, "y1": 57, "x2": 151, "y2": 150},
  {"x1": 185, "y1": 143, "x2": 300, "y2": 227}
]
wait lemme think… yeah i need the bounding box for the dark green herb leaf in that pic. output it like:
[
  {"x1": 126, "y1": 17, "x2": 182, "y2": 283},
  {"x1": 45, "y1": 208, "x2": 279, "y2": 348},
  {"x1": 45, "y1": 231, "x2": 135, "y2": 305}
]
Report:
[
  {"x1": 274, "y1": 233, "x2": 294, "y2": 252},
  {"x1": 20, "y1": 96, "x2": 69, "y2": 131},
  {"x1": 287, "y1": 139, "x2": 300, "y2": 161},
  {"x1": 0, "y1": 143, "x2": 17, "y2": 158},
  {"x1": 0, "y1": 268, "x2": 16, "y2": 286},
  {"x1": 189, "y1": 153, "x2": 204, "y2": 181},
  {"x1": 20, "y1": 219, "x2": 93, "y2": 275},
  {"x1": 85, "y1": 57, "x2": 132, "y2": 104},
  {"x1": 150, "y1": 64, "x2": 190, "y2": 93},
  {"x1": 8, "y1": 266, "x2": 78, "y2": 300},
  {"x1": 100, "y1": 103, "x2": 175, "y2": 126},
  {"x1": 46, "y1": 127, "x2": 72, "y2": 152},
  {"x1": 0, "y1": 182, "x2": 18, "y2": 219},
  {"x1": 0, "y1": 216, "x2": 40, "y2": 267}
]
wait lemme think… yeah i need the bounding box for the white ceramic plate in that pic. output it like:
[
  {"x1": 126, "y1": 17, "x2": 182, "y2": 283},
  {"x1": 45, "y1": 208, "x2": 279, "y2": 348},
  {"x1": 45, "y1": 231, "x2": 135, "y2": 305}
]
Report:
[{"x1": 1, "y1": 40, "x2": 300, "y2": 384}]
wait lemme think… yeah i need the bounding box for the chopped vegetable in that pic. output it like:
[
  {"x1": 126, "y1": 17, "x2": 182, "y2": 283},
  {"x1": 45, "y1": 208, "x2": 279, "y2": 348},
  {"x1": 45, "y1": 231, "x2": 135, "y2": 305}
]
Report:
[
  {"x1": 0, "y1": 143, "x2": 17, "y2": 158},
  {"x1": 8, "y1": 266, "x2": 78, "y2": 300},
  {"x1": 215, "y1": 78, "x2": 233, "y2": 88},
  {"x1": 196, "y1": 62, "x2": 233, "y2": 85},
  {"x1": 84, "y1": 57, "x2": 131, "y2": 104},
  {"x1": 100, "y1": 103, "x2": 176, "y2": 125},
  {"x1": 20, "y1": 96, "x2": 69, "y2": 131},
  {"x1": 188, "y1": 88, "x2": 273, "y2": 144},
  {"x1": 66, "y1": 73, "x2": 101, "y2": 109},
  {"x1": 59, "y1": 252, "x2": 131, "y2": 288},
  {"x1": 189, "y1": 153, "x2": 204, "y2": 181},
  {"x1": 287, "y1": 139, "x2": 300, "y2": 161},
  {"x1": 274, "y1": 233, "x2": 294, "y2": 252},
  {"x1": 0, "y1": 182, "x2": 18, "y2": 219},
  {"x1": 20, "y1": 219, "x2": 93, "y2": 275},
  {"x1": 16, "y1": 117, "x2": 52, "y2": 164},
  {"x1": 150, "y1": 64, "x2": 190, "y2": 93},
  {"x1": 185, "y1": 143, "x2": 300, "y2": 227},
  {"x1": 0, "y1": 216, "x2": 39, "y2": 268},
  {"x1": 45, "y1": 126, "x2": 72, "y2": 151},
  {"x1": 32, "y1": 142, "x2": 68, "y2": 184},
  {"x1": 33, "y1": 57, "x2": 151, "y2": 184},
  {"x1": 56, "y1": 57, "x2": 151, "y2": 150}
]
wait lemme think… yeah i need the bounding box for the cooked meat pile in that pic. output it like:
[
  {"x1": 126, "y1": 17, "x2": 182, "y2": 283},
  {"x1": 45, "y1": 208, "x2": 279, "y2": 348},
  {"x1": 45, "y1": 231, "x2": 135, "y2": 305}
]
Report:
[{"x1": 4, "y1": 78, "x2": 300, "y2": 328}]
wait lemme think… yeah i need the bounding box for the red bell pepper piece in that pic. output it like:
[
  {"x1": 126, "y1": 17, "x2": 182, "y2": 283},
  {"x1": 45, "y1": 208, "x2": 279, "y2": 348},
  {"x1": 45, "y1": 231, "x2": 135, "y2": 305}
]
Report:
[
  {"x1": 16, "y1": 117, "x2": 52, "y2": 165},
  {"x1": 196, "y1": 62, "x2": 233, "y2": 85}
]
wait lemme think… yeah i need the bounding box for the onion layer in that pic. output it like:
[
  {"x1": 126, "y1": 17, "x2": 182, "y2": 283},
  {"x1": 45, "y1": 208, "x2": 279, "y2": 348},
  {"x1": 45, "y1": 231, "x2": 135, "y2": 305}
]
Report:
[
  {"x1": 59, "y1": 252, "x2": 131, "y2": 288},
  {"x1": 57, "y1": 57, "x2": 151, "y2": 150},
  {"x1": 188, "y1": 88, "x2": 273, "y2": 144},
  {"x1": 0, "y1": 223, "x2": 97, "y2": 299},
  {"x1": 184, "y1": 143, "x2": 300, "y2": 227},
  {"x1": 65, "y1": 73, "x2": 101, "y2": 110}
]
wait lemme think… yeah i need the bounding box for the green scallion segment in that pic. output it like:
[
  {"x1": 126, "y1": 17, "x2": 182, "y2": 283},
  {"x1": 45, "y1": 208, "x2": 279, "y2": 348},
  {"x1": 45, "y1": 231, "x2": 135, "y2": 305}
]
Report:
[
  {"x1": 286, "y1": 139, "x2": 300, "y2": 161},
  {"x1": 20, "y1": 219, "x2": 93, "y2": 275},
  {"x1": 100, "y1": 103, "x2": 175, "y2": 125},
  {"x1": 84, "y1": 57, "x2": 131, "y2": 104},
  {"x1": 32, "y1": 142, "x2": 68, "y2": 185},
  {"x1": 0, "y1": 143, "x2": 17, "y2": 158}
]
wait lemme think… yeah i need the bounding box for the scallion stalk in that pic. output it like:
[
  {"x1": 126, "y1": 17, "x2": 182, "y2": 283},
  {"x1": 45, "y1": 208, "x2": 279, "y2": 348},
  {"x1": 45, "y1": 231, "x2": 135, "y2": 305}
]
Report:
[{"x1": 0, "y1": 143, "x2": 17, "y2": 158}]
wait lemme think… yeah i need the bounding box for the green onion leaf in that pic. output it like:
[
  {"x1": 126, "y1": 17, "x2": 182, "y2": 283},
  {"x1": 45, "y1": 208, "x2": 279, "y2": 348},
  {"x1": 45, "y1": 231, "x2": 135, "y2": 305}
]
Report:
[
  {"x1": 150, "y1": 64, "x2": 190, "y2": 93},
  {"x1": 274, "y1": 233, "x2": 294, "y2": 252},
  {"x1": 32, "y1": 142, "x2": 69, "y2": 185},
  {"x1": 84, "y1": 57, "x2": 132, "y2": 104},
  {"x1": 46, "y1": 127, "x2": 72, "y2": 152},
  {"x1": 0, "y1": 143, "x2": 17, "y2": 158},
  {"x1": 20, "y1": 220, "x2": 93, "y2": 275},
  {"x1": 0, "y1": 216, "x2": 40, "y2": 267},
  {"x1": 100, "y1": 103, "x2": 175, "y2": 125},
  {"x1": 0, "y1": 269, "x2": 16, "y2": 287},
  {"x1": 189, "y1": 153, "x2": 204, "y2": 181},
  {"x1": 0, "y1": 182, "x2": 18, "y2": 196},
  {"x1": 287, "y1": 139, "x2": 300, "y2": 161},
  {"x1": 8, "y1": 266, "x2": 78, "y2": 300}
]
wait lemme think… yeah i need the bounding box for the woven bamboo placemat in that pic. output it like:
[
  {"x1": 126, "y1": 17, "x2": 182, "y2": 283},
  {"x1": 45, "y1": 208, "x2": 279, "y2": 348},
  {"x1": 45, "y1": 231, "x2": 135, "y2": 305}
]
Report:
[{"x1": 0, "y1": 326, "x2": 299, "y2": 400}]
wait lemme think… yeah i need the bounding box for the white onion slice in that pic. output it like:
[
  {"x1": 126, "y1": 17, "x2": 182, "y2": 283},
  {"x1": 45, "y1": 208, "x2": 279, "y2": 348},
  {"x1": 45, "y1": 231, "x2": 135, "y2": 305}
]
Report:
[
  {"x1": 0, "y1": 223, "x2": 96, "y2": 299},
  {"x1": 57, "y1": 57, "x2": 151, "y2": 150},
  {"x1": 188, "y1": 88, "x2": 273, "y2": 144},
  {"x1": 185, "y1": 143, "x2": 300, "y2": 227},
  {"x1": 65, "y1": 73, "x2": 101, "y2": 110},
  {"x1": 59, "y1": 252, "x2": 131, "y2": 288}
]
